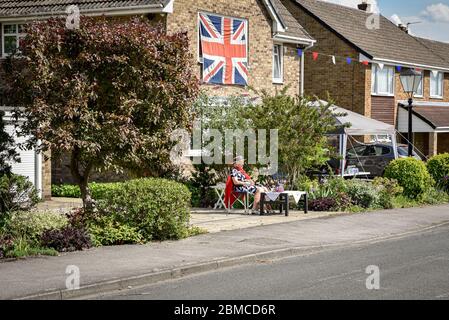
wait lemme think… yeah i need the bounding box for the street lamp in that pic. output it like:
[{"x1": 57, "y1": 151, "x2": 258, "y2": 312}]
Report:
[{"x1": 399, "y1": 68, "x2": 422, "y2": 157}]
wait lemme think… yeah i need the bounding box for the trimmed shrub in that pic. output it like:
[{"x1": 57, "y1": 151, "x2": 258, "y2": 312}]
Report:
[
  {"x1": 52, "y1": 182, "x2": 122, "y2": 200},
  {"x1": 0, "y1": 174, "x2": 39, "y2": 214},
  {"x1": 40, "y1": 226, "x2": 92, "y2": 252},
  {"x1": 427, "y1": 153, "x2": 449, "y2": 192},
  {"x1": 88, "y1": 215, "x2": 144, "y2": 246},
  {"x1": 384, "y1": 158, "x2": 433, "y2": 199},
  {"x1": 8, "y1": 211, "x2": 68, "y2": 243},
  {"x1": 96, "y1": 178, "x2": 191, "y2": 241}
]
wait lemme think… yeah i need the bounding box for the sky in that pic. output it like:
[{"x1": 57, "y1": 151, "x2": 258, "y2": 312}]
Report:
[{"x1": 323, "y1": 0, "x2": 449, "y2": 42}]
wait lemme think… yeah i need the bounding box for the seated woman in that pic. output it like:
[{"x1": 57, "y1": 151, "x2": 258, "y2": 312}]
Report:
[{"x1": 229, "y1": 156, "x2": 271, "y2": 214}]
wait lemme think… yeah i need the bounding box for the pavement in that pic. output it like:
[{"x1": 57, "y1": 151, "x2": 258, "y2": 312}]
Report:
[
  {"x1": 98, "y1": 223, "x2": 449, "y2": 300},
  {"x1": 38, "y1": 197, "x2": 345, "y2": 233},
  {"x1": 1, "y1": 204, "x2": 449, "y2": 300}
]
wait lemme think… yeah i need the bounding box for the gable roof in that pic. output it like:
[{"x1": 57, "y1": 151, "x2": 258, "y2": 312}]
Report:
[
  {"x1": 294, "y1": 0, "x2": 449, "y2": 71},
  {"x1": 414, "y1": 36, "x2": 449, "y2": 65},
  {"x1": 0, "y1": 0, "x2": 171, "y2": 19},
  {"x1": 270, "y1": 0, "x2": 314, "y2": 43}
]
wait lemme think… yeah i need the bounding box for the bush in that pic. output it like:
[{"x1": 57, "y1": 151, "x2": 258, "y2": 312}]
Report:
[
  {"x1": 40, "y1": 226, "x2": 92, "y2": 252},
  {"x1": 345, "y1": 180, "x2": 380, "y2": 209},
  {"x1": 7, "y1": 211, "x2": 68, "y2": 243},
  {"x1": 96, "y1": 178, "x2": 191, "y2": 241},
  {"x1": 52, "y1": 182, "x2": 122, "y2": 200},
  {"x1": 0, "y1": 174, "x2": 39, "y2": 215},
  {"x1": 88, "y1": 215, "x2": 144, "y2": 246},
  {"x1": 309, "y1": 197, "x2": 337, "y2": 211},
  {"x1": 427, "y1": 153, "x2": 449, "y2": 192},
  {"x1": 373, "y1": 177, "x2": 404, "y2": 209},
  {"x1": 384, "y1": 158, "x2": 433, "y2": 199}
]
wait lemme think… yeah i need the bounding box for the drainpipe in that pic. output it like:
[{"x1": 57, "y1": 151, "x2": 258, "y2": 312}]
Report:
[
  {"x1": 301, "y1": 43, "x2": 314, "y2": 96},
  {"x1": 34, "y1": 141, "x2": 43, "y2": 199}
]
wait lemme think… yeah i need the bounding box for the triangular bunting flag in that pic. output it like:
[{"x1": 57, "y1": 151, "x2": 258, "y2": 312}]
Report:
[
  {"x1": 312, "y1": 52, "x2": 319, "y2": 61},
  {"x1": 416, "y1": 68, "x2": 422, "y2": 72},
  {"x1": 346, "y1": 57, "x2": 352, "y2": 65},
  {"x1": 396, "y1": 66, "x2": 402, "y2": 72},
  {"x1": 297, "y1": 48, "x2": 303, "y2": 57},
  {"x1": 332, "y1": 55, "x2": 336, "y2": 65},
  {"x1": 362, "y1": 61, "x2": 369, "y2": 66},
  {"x1": 431, "y1": 70, "x2": 438, "y2": 77},
  {"x1": 378, "y1": 63, "x2": 384, "y2": 70}
]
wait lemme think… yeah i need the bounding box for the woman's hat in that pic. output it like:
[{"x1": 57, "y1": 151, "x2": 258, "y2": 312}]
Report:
[{"x1": 233, "y1": 155, "x2": 245, "y2": 163}]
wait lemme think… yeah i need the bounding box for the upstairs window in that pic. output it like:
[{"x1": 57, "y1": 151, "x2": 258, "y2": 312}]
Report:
[
  {"x1": 2, "y1": 23, "x2": 25, "y2": 56},
  {"x1": 415, "y1": 70, "x2": 424, "y2": 97},
  {"x1": 273, "y1": 44, "x2": 283, "y2": 84},
  {"x1": 371, "y1": 65, "x2": 394, "y2": 96},
  {"x1": 430, "y1": 71, "x2": 444, "y2": 98}
]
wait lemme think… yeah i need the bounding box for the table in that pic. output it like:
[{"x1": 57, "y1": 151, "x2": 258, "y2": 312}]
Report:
[
  {"x1": 211, "y1": 184, "x2": 226, "y2": 209},
  {"x1": 260, "y1": 191, "x2": 308, "y2": 216}
]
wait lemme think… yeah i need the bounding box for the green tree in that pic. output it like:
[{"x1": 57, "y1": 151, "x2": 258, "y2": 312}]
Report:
[
  {"x1": 244, "y1": 91, "x2": 338, "y2": 187},
  {"x1": 0, "y1": 110, "x2": 19, "y2": 176},
  {"x1": 3, "y1": 17, "x2": 199, "y2": 211}
]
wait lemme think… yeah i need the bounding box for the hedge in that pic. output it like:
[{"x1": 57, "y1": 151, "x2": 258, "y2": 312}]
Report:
[
  {"x1": 52, "y1": 182, "x2": 122, "y2": 200},
  {"x1": 384, "y1": 158, "x2": 433, "y2": 199},
  {"x1": 94, "y1": 178, "x2": 191, "y2": 242},
  {"x1": 427, "y1": 153, "x2": 449, "y2": 191}
]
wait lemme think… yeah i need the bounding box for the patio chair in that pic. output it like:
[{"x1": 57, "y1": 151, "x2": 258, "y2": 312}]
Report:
[{"x1": 224, "y1": 176, "x2": 253, "y2": 214}]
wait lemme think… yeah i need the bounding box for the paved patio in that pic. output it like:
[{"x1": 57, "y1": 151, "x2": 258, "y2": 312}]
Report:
[{"x1": 37, "y1": 198, "x2": 348, "y2": 233}]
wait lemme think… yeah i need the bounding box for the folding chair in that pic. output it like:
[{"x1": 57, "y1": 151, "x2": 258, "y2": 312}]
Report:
[{"x1": 227, "y1": 190, "x2": 253, "y2": 215}]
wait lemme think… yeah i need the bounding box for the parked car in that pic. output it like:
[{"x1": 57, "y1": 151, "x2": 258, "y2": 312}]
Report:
[{"x1": 324, "y1": 143, "x2": 421, "y2": 178}]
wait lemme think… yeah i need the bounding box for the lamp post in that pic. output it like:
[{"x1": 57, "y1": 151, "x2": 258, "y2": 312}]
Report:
[{"x1": 399, "y1": 68, "x2": 422, "y2": 157}]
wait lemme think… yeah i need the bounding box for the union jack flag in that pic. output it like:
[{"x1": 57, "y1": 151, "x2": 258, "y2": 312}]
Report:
[{"x1": 199, "y1": 13, "x2": 248, "y2": 86}]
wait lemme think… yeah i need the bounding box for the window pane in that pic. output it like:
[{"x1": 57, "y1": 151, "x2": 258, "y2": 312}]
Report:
[
  {"x1": 416, "y1": 71, "x2": 423, "y2": 95},
  {"x1": 273, "y1": 45, "x2": 281, "y2": 80},
  {"x1": 4, "y1": 24, "x2": 17, "y2": 34},
  {"x1": 18, "y1": 24, "x2": 25, "y2": 34},
  {"x1": 431, "y1": 72, "x2": 443, "y2": 97},
  {"x1": 4, "y1": 36, "x2": 17, "y2": 54}
]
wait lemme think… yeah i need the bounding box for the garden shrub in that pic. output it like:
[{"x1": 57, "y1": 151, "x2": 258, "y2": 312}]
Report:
[
  {"x1": 373, "y1": 177, "x2": 404, "y2": 209},
  {"x1": 96, "y1": 178, "x2": 191, "y2": 241},
  {"x1": 0, "y1": 174, "x2": 39, "y2": 215},
  {"x1": 8, "y1": 211, "x2": 68, "y2": 243},
  {"x1": 40, "y1": 226, "x2": 92, "y2": 252},
  {"x1": 309, "y1": 197, "x2": 337, "y2": 212},
  {"x1": 52, "y1": 182, "x2": 122, "y2": 200},
  {"x1": 384, "y1": 158, "x2": 433, "y2": 199},
  {"x1": 345, "y1": 180, "x2": 380, "y2": 209},
  {"x1": 88, "y1": 215, "x2": 144, "y2": 246},
  {"x1": 427, "y1": 153, "x2": 449, "y2": 192}
]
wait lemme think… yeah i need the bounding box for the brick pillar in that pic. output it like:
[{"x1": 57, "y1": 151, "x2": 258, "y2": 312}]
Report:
[{"x1": 429, "y1": 132, "x2": 438, "y2": 157}]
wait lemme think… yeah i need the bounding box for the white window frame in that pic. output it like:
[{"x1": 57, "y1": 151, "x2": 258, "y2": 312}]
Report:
[
  {"x1": 2, "y1": 23, "x2": 25, "y2": 57},
  {"x1": 272, "y1": 43, "x2": 283, "y2": 84},
  {"x1": 430, "y1": 71, "x2": 444, "y2": 99},
  {"x1": 371, "y1": 64, "x2": 395, "y2": 96}
]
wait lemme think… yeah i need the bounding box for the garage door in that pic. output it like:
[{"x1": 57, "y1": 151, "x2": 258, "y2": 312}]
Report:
[{"x1": 4, "y1": 123, "x2": 36, "y2": 186}]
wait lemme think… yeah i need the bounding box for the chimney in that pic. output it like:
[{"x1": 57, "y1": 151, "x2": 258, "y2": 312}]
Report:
[
  {"x1": 358, "y1": 1, "x2": 372, "y2": 12},
  {"x1": 398, "y1": 23, "x2": 409, "y2": 33}
]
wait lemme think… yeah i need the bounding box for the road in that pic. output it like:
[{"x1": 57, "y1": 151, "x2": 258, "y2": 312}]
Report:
[{"x1": 96, "y1": 224, "x2": 449, "y2": 300}]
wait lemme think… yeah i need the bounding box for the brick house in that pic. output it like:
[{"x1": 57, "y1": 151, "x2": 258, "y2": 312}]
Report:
[
  {"x1": 282, "y1": 0, "x2": 449, "y2": 157},
  {"x1": 0, "y1": 0, "x2": 315, "y2": 191}
]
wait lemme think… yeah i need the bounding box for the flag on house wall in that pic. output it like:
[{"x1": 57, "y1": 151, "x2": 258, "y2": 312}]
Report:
[{"x1": 199, "y1": 13, "x2": 248, "y2": 86}]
